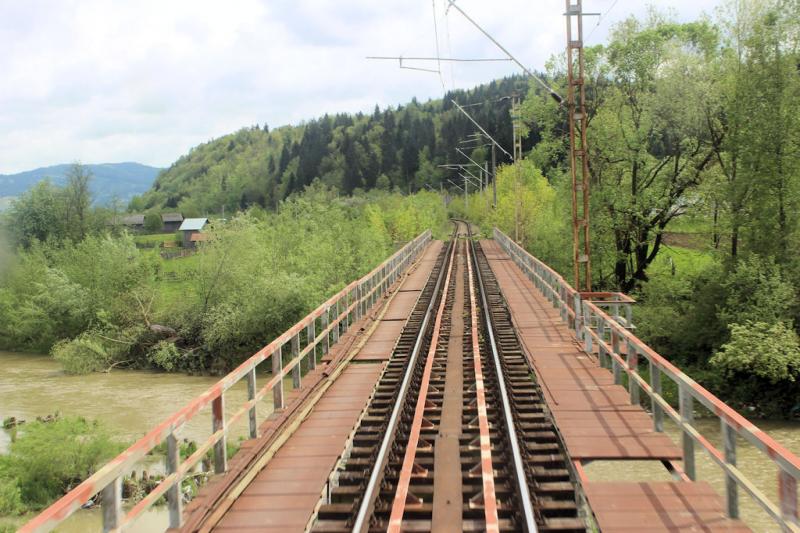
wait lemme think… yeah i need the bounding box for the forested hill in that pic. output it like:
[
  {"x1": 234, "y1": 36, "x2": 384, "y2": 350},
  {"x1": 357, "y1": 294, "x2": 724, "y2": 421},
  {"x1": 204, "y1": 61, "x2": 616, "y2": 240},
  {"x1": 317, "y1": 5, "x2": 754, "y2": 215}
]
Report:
[
  {"x1": 2, "y1": 162, "x2": 160, "y2": 205},
  {"x1": 134, "y1": 76, "x2": 534, "y2": 214}
]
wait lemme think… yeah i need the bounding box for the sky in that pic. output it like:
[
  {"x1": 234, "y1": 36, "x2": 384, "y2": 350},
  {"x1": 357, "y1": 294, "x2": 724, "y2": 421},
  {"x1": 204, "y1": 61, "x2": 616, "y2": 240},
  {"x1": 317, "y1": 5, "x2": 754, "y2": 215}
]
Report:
[{"x1": 0, "y1": 0, "x2": 725, "y2": 174}]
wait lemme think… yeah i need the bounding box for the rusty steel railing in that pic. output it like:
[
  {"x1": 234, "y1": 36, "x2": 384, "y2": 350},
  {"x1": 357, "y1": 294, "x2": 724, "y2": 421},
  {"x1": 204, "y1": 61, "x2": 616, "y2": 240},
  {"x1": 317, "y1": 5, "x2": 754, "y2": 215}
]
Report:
[
  {"x1": 22, "y1": 230, "x2": 432, "y2": 533},
  {"x1": 494, "y1": 228, "x2": 800, "y2": 532}
]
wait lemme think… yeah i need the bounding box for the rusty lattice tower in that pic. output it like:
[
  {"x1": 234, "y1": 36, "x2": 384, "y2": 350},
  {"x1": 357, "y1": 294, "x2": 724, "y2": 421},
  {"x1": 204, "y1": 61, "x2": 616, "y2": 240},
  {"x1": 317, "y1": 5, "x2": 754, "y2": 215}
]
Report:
[{"x1": 565, "y1": 0, "x2": 592, "y2": 292}]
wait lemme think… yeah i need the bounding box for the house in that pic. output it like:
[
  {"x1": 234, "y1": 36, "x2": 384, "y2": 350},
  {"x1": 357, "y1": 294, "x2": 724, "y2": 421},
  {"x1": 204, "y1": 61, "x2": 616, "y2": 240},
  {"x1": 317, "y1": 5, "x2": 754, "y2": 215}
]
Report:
[
  {"x1": 161, "y1": 213, "x2": 184, "y2": 232},
  {"x1": 120, "y1": 214, "x2": 145, "y2": 231},
  {"x1": 178, "y1": 218, "x2": 208, "y2": 248}
]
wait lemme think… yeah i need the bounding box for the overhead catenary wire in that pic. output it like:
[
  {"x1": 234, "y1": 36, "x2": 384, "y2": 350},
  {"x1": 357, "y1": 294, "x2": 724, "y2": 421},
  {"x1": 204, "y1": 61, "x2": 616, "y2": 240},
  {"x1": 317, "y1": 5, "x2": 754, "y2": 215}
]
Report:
[
  {"x1": 443, "y1": 3, "x2": 456, "y2": 89},
  {"x1": 431, "y1": 0, "x2": 446, "y2": 91},
  {"x1": 367, "y1": 56, "x2": 511, "y2": 62},
  {"x1": 446, "y1": 0, "x2": 564, "y2": 104},
  {"x1": 587, "y1": 0, "x2": 620, "y2": 41},
  {"x1": 451, "y1": 99, "x2": 512, "y2": 160}
]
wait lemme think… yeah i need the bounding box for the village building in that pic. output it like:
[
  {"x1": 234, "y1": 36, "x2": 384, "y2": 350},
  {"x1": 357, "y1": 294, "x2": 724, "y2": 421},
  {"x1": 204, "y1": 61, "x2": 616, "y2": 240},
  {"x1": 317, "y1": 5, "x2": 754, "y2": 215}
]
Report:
[
  {"x1": 178, "y1": 218, "x2": 208, "y2": 248},
  {"x1": 120, "y1": 214, "x2": 145, "y2": 231},
  {"x1": 161, "y1": 213, "x2": 184, "y2": 232}
]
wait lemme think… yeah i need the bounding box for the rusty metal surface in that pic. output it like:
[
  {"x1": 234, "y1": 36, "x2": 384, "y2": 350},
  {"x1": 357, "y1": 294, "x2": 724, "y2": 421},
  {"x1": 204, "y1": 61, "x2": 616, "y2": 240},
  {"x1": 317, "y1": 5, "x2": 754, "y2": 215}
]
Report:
[
  {"x1": 212, "y1": 364, "x2": 385, "y2": 533},
  {"x1": 464, "y1": 237, "x2": 500, "y2": 532},
  {"x1": 431, "y1": 240, "x2": 465, "y2": 533},
  {"x1": 481, "y1": 239, "x2": 679, "y2": 462},
  {"x1": 584, "y1": 482, "x2": 751, "y2": 532},
  {"x1": 312, "y1": 225, "x2": 586, "y2": 532},
  {"x1": 187, "y1": 242, "x2": 446, "y2": 533},
  {"x1": 494, "y1": 227, "x2": 800, "y2": 530},
  {"x1": 387, "y1": 233, "x2": 458, "y2": 532}
]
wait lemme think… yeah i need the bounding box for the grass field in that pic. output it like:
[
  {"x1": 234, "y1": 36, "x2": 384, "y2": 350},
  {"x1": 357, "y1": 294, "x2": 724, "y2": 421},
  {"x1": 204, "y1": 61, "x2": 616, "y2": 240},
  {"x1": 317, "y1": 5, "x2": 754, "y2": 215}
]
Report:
[
  {"x1": 648, "y1": 242, "x2": 717, "y2": 278},
  {"x1": 133, "y1": 232, "x2": 180, "y2": 246},
  {"x1": 146, "y1": 249, "x2": 202, "y2": 306}
]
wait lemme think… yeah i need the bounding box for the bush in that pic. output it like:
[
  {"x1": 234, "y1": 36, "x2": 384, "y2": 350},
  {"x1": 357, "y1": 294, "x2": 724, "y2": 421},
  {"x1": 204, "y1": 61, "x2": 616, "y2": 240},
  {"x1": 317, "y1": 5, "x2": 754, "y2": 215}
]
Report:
[
  {"x1": 0, "y1": 476, "x2": 22, "y2": 515},
  {"x1": 711, "y1": 321, "x2": 800, "y2": 383},
  {"x1": 147, "y1": 341, "x2": 182, "y2": 371},
  {"x1": 710, "y1": 321, "x2": 800, "y2": 417},
  {"x1": 2, "y1": 417, "x2": 124, "y2": 509},
  {"x1": 144, "y1": 213, "x2": 162, "y2": 233},
  {"x1": 51, "y1": 333, "x2": 114, "y2": 374},
  {"x1": 719, "y1": 255, "x2": 795, "y2": 327}
]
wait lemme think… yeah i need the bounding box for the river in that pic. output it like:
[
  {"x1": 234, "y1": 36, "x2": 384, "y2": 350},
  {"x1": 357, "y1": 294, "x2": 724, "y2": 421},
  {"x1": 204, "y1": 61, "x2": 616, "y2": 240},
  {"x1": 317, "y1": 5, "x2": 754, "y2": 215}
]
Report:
[
  {"x1": 2, "y1": 351, "x2": 800, "y2": 532},
  {"x1": 0, "y1": 351, "x2": 274, "y2": 532}
]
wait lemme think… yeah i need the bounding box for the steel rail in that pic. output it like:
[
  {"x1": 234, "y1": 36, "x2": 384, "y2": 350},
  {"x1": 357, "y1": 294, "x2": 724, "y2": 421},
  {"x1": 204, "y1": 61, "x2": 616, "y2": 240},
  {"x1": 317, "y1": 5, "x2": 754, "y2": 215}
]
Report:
[
  {"x1": 352, "y1": 224, "x2": 459, "y2": 533},
  {"x1": 467, "y1": 227, "x2": 538, "y2": 533},
  {"x1": 387, "y1": 226, "x2": 460, "y2": 532},
  {"x1": 465, "y1": 230, "x2": 500, "y2": 532}
]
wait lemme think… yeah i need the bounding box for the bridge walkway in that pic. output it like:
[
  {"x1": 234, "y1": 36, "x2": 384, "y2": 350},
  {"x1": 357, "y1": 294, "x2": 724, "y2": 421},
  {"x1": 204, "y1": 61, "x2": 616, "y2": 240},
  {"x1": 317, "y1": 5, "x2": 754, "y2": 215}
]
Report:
[
  {"x1": 176, "y1": 241, "x2": 443, "y2": 533},
  {"x1": 481, "y1": 239, "x2": 750, "y2": 532}
]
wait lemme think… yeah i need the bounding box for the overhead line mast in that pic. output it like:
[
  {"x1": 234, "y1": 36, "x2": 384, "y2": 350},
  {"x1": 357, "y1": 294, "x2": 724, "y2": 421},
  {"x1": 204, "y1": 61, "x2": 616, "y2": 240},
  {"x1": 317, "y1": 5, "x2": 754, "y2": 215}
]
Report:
[{"x1": 565, "y1": 0, "x2": 593, "y2": 292}]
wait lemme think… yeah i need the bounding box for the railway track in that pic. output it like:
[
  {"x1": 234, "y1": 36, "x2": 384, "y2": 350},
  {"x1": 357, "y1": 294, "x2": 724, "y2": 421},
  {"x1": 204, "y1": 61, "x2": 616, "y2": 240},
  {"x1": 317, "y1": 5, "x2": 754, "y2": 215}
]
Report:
[{"x1": 312, "y1": 222, "x2": 586, "y2": 533}]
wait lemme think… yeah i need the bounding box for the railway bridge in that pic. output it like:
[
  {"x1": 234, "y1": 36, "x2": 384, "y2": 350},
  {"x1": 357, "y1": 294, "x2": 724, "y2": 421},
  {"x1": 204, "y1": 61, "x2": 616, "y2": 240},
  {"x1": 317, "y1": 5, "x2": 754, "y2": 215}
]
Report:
[{"x1": 22, "y1": 223, "x2": 800, "y2": 532}]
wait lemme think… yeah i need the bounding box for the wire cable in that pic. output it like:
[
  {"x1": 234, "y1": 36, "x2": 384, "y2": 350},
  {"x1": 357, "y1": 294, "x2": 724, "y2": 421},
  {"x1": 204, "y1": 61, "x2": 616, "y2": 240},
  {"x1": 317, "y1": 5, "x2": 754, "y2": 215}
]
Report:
[
  {"x1": 431, "y1": 0, "x2": 447, "y2": 92},
  {"x1": 587, "y1": 0, "x2": 620, "y2": 41},
  {"x1": 446, "y1": 0, "x2": 563, "y2": 104},
  {"x1": 444, "y1": 3, "x2": 456, "y2": 90}
]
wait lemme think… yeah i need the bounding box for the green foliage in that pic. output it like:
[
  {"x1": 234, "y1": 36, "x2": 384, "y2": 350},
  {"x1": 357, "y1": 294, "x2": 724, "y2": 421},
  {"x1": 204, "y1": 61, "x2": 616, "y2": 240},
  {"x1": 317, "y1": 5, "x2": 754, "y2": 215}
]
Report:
[
  {"x1": 132, "y1": 78, "x2": 532, "y2": 214},
  {"x1": 449, "y1": 159, "x2": 572, "y2": 274},
  {"x1": 709, "y1": 321, "x2": 800, "y2": 417},
  {"x1": 173, "y1": 185, "x2": 446, "y2": 371},
  {"x1": 718, "y1": 255, "x2": 795, "y2": 327},
  {"x1": 5, "y1": 164, "x2": 98, "y2": 247},
  {"x1": 51, "y1": 332, "x2": 115, "y2": 374},
  {"x1": 0, "y1": 234, "x2": 156, "y2": 357},
  {"x1": 0, "y1": 475, "x2": 22, "y2": 516},
  {"x1": 0, "y1": 417, "x2": 123, "y2": 509},
  {"x1": 144, "y1": 213, "x2": 162, "y2": 232},
  {"x1": 712, "y1": 322, "x2": 800, "y2": 383},
  {"x1": 147, "y1": 341, "x2": 182, "y2": 371}
]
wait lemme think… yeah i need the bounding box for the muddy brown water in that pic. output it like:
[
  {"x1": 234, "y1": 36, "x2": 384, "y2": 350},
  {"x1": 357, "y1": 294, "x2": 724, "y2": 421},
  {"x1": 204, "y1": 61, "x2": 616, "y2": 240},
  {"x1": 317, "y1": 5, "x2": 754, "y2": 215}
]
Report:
[
  {"x1": 2, "y1": 351, "x2": 800, "y2": 532},
  {"x1": 0, "y1": 351, "x2": 276, "y2": 532}
]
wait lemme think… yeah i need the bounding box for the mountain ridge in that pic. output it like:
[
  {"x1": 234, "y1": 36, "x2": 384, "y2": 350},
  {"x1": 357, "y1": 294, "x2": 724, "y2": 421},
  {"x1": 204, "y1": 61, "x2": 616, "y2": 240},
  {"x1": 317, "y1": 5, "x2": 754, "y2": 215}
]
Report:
[
  {"x1": 134, "y1": 76, "x2": 539, "y2": 214},
  {"x1": 0, "y1": 162, "x2": 161, "y2": 205}
]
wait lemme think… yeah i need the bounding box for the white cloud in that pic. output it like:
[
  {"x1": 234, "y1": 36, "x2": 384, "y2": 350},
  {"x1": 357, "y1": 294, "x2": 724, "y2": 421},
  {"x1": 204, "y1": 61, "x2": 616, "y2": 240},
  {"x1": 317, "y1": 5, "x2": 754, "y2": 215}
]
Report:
[{"x1": 0, "y1": 0, "x2": 724, "y2": 174}]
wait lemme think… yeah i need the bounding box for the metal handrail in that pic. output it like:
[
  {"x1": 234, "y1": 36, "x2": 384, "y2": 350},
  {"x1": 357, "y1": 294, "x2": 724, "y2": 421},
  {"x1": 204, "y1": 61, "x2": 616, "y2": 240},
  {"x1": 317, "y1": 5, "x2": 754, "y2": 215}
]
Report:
[
  {"x1": 493, "y1": 227, "x2": 800, "y2": 532},
  {"x1": 22, "y1": 230, "x2": 432, "y2": 533}
]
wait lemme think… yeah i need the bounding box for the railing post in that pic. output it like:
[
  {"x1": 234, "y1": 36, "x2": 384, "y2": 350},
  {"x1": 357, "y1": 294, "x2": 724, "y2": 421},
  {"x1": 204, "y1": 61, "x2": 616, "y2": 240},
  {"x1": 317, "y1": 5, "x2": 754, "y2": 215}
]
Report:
[
  {"x1": 650, "y1": 362, "x2": 663, "y2": 432},
  {"x1": 101, "y1": 477, "x2": 122, "y2": 533},
  {"x1": 627, "y1": 340, "x2": 639, "y2": 405},
  {"x1": 332, "y1": 300, "x2": 340, "y2": 343},
  {"x1": 779, "y1": 469, "x2": 799, "y2": 530},
  {"x1": 166, "y1": 433, "x2": 183, "y2": 527},
  {"x1": 355, "y1": 284, "x2": 362, "y2": 321},
  {"x1": 583, "y1": 302, "x2": 593, "y2": 354},
  {"x1": 272, "y1": 346, "x2": 284, "y2": 410},
  {"x1": 307, "y1": 321, "x2": 317, "y2": 370},
  {"x1": 573, "y1": 293, "x2": 582, "y2": 338},
  {"x1": 291, "y1": 334, "x2": 301, "y2": 389},
  {"x1": 611, "y1": 331, "x2": 622, "y2": 385},
  {"x1": 721, "y1": 420, "x2": 738, "y2": 519},
  {"x1": 246, "y1": 367, "x2": 257, "y2": 438},
  {"x1": 679, "y1": 384, "x2": 696, "y2": 480},
  {"x1": 597, "y1": 319, "x2": 607, "y2": 368},
  {"x1": 322, "y1": 307, "x2": 330, "y2": 356},
  {"x1": 212, "y1": 394, "x2": 227, "y2": 473}
]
